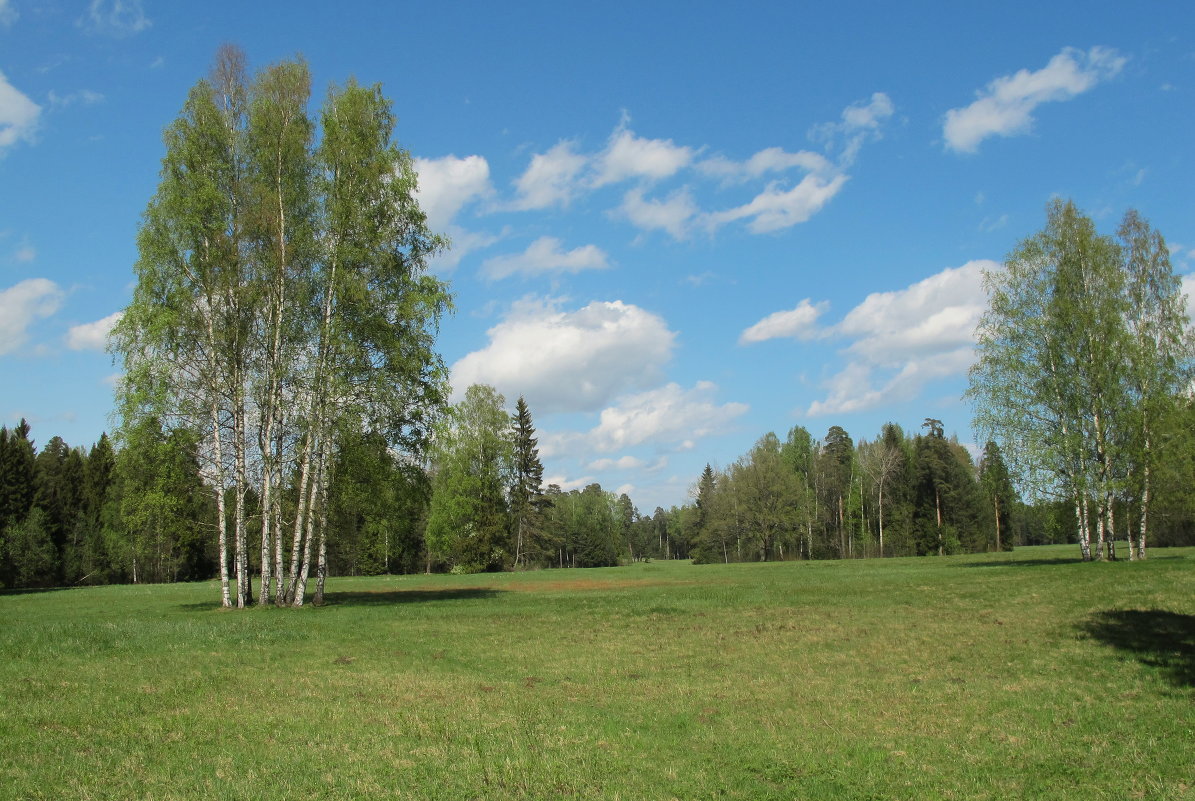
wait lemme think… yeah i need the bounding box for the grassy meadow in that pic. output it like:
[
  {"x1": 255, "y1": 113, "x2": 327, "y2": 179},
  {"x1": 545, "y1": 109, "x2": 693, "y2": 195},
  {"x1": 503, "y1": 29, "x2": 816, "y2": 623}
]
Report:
[{"x1": 1, "y1": 545, "x2": 1192, "y2": 800}]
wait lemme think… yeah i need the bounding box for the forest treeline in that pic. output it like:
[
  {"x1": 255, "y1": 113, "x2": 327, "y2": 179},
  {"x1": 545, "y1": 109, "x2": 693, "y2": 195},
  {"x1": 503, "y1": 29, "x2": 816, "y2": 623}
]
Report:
[{"x1": 6, "y1": 392, "x2": 1195, "y2": 589}]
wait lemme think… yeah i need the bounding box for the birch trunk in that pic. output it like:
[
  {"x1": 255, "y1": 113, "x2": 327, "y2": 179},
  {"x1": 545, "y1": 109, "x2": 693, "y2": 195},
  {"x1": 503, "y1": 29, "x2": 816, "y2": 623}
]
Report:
[
  {"x1": 210, "y1": 400, "x2": 232, "y2": 608},
  {"x1": 293, "y1": 445, "x2": 327, "y2": 607},
  {"x1": 1136, "y1": 450, "x2": 1149, "y2": 560},
  {"x1": 233, "y1": 380, "x2": 251, "y2": 607},
  {"x1": 1075, "y1": 493, "x2": 1091, "y2": 561},
  {"x1": 285, "y1": 429, "x2": 316, "y2": 604}
]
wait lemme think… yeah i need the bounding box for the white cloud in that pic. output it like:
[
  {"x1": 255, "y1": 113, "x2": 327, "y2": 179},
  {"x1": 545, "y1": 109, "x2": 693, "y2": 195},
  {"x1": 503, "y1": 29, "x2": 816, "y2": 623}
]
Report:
[
  {"x1": 542, "y1": 474, "x2": 596, "y2": 492},
  {"x1": 618, "y1": 186, "x2": 699, "y2": 240},
  {"x1": 706, "y1": 173, "x2": 848, "y2": 234},
  {"x1": 698, "y1": 146, "x2": 833, "y2": 183},
  {"x1": 0, "y1": 278, "x2": 63, "y2": 356},
  {"x1": 588, "y1": 455, "x2": 646, "y2": 471},
  {"x1": 979, "y1": 214, "x2": 1009, "y2": 233},
  {"x1": 48, "y1": 89, "x2": 106, "y2": 109},
  {"x1": 837, "y1": 261, "x2": 990, "y2": 364},
  {"x1": 592, "y1": 116, "x2": 694, "y2": 187},
  {"x1": 943, "y1": 46, "x2": 1125, "y2": 154},
  {"x1": 451, "y1": 297, "x2": 676, "y2": 413},
  {"x1": 430, "y1": 225, "x2": 501, "y2": 273},
  {"x1": 0, "y1": 0, "x2": 18, "y2": 27},
  {"x1": 81, "y1": 0, "x2": 151, "y2": 36},
  {"x1": 13, "y1": 243, "x2": 35, "y2": 263},
  {"x1": 413, "y1": 154, "x2": 493, "y2": 231},
  {"x1": 509, "y1": 140, "x2": 588, "y2": 210},
  {"x1": 481, "y1": 236, "x2": 610, "y2": 281},
  {"x1": 588, "y1": 381, "x2": 748, "y2": 453},
  {"x1": 0, "y1": 70, "x2": 41, "y2": 153},
  {"x1": 740, "y1": 298, "x2": 828, "y2": 344},
  {"x1": 66, "y1": 311, "x2": 123, "y2": 351},
  {"x1": 806, "y1": 260, "x2": 995, "y2": 416},
  {"x1": 1182, "y1": 273, "x2": 1195, "y2": 325},
  {"x1": 810, "y1": 92, "x2": 895, "y2": 165}
]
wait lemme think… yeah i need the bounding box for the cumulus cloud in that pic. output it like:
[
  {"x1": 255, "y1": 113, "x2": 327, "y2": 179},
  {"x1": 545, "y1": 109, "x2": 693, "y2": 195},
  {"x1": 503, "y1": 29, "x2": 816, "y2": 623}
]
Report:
[
  {"x1": 0, "y1": 278, "x2": 63, "y2": 356},
  {"x1": 80, "y1": 0, "x2": 151, "y2": 36},
  {"x1": 588, "y1": 381, "x2": 748, "y2": 453},
  {"x1": 481, "y1": 236, "x2": 610, "y2": 280},
  {"x1": 509, "y1": 140, "x2": 588, "y2": 210},
  {"x1": 0, "y1": 70, "x2": 41, "y2": 153},
  {"x1": 943, "y1": 46, "x2": 1125, "y2": 154},
  {"x1": 740, "y1": 298, "x2": 828, "y2": 344},
  {"x1": 806, "y1": 261, "x2": 995, "y2": 416},
  {"x1": 451, "y1": 297, "x2": 676, "y2": 413},
  {"x1": 413, "y1": 154, "x2": 493, "y2": 231},
  {"x1": 592, "y1": 116, "x2": 694, "y2": 187},
  {"x1": 705, "y1": 173, "x2": 848, "y2": 234},
  {"x1": 617, "y1": 187, "x2": 700, "y2": 240},
  {"x1": 66, "y1": 311, "x2": 123, "y2": 351}
]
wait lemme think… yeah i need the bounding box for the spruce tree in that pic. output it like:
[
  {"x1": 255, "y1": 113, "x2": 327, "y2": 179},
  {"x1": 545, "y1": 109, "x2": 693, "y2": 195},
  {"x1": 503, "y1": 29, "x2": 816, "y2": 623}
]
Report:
[{"x1": 510, "y1": 396, "x2": 547, "y2": 567}]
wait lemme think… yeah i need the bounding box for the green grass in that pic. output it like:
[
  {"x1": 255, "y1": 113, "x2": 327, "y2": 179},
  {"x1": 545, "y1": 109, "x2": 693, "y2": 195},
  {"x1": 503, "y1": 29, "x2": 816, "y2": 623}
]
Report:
[{"x1": 2, "y1": 545, "x2": 1193, "y2": 800}]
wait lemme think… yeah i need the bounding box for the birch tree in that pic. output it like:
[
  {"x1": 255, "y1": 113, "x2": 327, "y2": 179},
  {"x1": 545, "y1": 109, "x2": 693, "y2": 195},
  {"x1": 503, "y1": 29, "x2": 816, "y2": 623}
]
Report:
[
  {"x1": 1118, "y1": 211, "x2": 1191, "y2": 559},
  {"x1": 113, "y1": 47, "x2": 449, "y2": 606},
  {"x1": 969, "y1": 199, "x2": 1190, "y2": 561}
]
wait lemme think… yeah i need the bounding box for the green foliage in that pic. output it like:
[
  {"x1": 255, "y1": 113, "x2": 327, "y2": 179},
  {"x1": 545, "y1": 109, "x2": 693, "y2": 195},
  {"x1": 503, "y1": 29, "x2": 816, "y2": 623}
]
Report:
[
  {"x1": 113, "y1": 418, "x2": 212, "y2": 583},
  {"x1": 326, "y1": 432, "x2": 430, "y2": 575},
  {"x1": 425, "y1": 385, "x2": 514, "y2": 572},
  {"x1": 2, "y1": 507, "x2": 56, "y2": 588},
  {"x1": 969, "y1": 200, "x2": 1193, "y2": 559}
]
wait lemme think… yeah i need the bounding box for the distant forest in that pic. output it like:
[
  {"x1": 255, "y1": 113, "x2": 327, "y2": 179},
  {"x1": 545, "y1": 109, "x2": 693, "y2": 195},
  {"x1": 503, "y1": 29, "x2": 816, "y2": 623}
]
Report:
[{"x1": 4, "y1": 400, "x2": 1194, "y2": 590}]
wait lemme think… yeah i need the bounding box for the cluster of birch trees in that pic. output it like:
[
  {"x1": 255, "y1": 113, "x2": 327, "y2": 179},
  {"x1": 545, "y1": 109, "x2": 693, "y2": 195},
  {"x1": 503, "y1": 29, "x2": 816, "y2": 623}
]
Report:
[
  {"x1": 111, "y1": 47, "x2": 450, "y2": 606},
  {"x1": 968, "y1": 201, "x2": 1192, "y2": 561}
]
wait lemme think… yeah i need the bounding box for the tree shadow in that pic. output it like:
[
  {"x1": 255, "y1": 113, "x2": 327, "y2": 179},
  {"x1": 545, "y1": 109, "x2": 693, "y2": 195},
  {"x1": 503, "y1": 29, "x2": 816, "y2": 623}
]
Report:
[
  {"x1": 0, "y1": 585, "x2": 81, "y2": 597},
  {"x1": 320, "y1": 588, "x2": 503, "y2": 607},
  {"x1": 962, "y1": 557, "x2": 1084, "y2": 568},
  {"x1": 177, "y1": 587, "x2": 504, "y2": 612},
  {"x1": 1079, "y1": 609, "x2": 1195, "y2": 688}
]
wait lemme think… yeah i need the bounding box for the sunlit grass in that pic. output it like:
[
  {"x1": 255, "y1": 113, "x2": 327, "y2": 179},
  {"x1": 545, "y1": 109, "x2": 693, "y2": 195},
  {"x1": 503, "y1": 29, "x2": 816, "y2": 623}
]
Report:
[{"x1": 2, "y1": 545, "x2": 1192, "y2": 799}]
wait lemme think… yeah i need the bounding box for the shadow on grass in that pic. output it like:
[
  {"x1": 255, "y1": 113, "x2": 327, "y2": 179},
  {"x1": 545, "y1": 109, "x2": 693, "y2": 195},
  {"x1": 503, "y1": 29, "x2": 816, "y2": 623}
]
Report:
[
  {"x1": 177, "y1": 587, "x2": 504, "y2": 612},
  {"x1": 320, "y1": 588, "x2": 503, "y2": 607},
  {"x1": 0, "y1": 585, "x2": 81, "y2": 597},
  {"x1": 962, "y1": 557, "x2": 1084, "y2": 568},
  {"x1": 1080, "y1": 609, "x2": 1195, "y2": 688}
]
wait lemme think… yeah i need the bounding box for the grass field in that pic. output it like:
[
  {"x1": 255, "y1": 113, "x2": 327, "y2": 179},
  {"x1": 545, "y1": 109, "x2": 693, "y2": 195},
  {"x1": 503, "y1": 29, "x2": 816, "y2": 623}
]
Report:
[{"x1": 2, "y1": 545, "x2": 1193, "y2": 800}]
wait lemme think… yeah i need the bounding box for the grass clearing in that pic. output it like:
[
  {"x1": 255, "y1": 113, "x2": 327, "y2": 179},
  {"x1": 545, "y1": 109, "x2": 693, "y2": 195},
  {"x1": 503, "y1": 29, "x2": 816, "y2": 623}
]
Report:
[{"x1": 2, "y1": 545, "x2": 1193, "y2": 800}]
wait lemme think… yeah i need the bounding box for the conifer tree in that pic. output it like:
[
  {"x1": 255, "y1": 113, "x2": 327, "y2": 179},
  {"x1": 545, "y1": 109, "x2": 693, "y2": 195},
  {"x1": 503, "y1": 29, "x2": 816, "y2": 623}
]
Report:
[{"x1": 510, "y1": 396, "x2": 546, "y2": 568}]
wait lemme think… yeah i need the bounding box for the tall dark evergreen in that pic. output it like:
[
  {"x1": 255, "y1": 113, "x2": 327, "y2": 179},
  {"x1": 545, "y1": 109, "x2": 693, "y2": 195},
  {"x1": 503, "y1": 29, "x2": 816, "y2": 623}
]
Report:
[
  {"x1": 1, "y1": 420, "x2": 36, "y2": 533},
  {"x1": 510, "y1": 396, "x2": 547, "y2": 568}
]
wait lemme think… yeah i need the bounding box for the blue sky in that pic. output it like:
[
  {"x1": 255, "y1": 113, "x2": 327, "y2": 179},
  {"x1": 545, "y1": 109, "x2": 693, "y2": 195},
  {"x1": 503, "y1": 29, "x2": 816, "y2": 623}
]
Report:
[{"x1": 2, "y1": 1, "x2": 1194, "y2": 511}]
